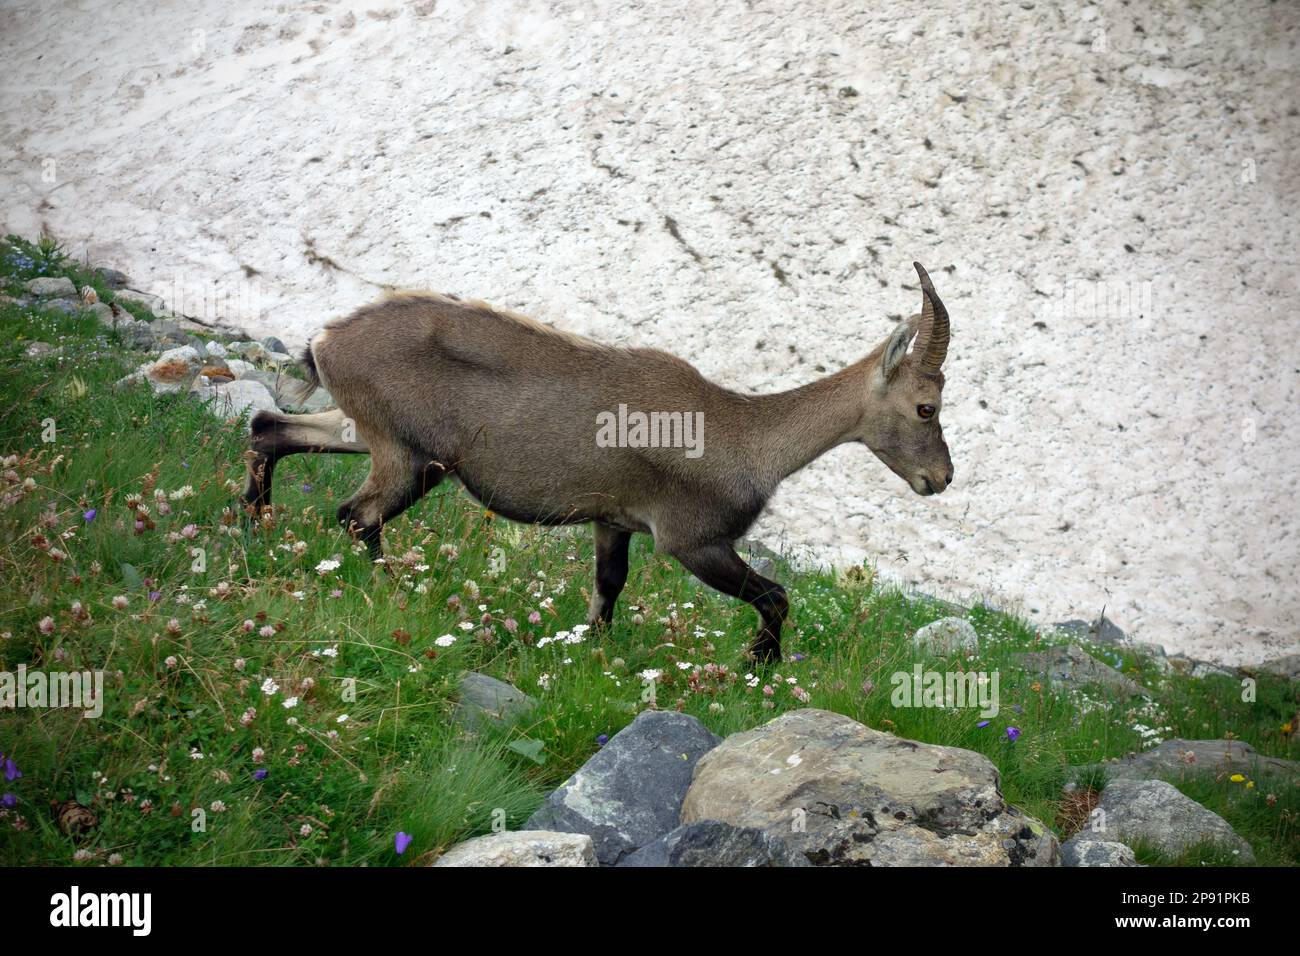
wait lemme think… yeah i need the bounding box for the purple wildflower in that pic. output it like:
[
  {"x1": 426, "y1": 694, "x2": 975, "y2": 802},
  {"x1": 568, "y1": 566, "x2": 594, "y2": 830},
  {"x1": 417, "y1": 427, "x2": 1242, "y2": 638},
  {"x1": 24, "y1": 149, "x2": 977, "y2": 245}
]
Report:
[
  {"x1": 596, "y1": 734, "x2": 609, "y2": 747},
  {"x1": 148, "y1": 591, "x2": 161, "y2": 603},
  {"x1": 3, "y1": 757, "x2": 20, "y2": 782},
  {"x1": 976, "y1": 720, "x2": 990, "y2": 728},
  {"x1": 395, "y1": 832, "x2": 413, "y2": 855},
  {"x1": 1, "y1": 793, "x2": 15, "y2": 808},
  {"x1": 83, "y1": 508, "x2": 96, "y2": 523},
  {"x1": 1006, "y1": 726, "x2": 1021, "y2": 743},
  {"x1": 253, "y1": 768, "x2": 268, "y2": 781}
]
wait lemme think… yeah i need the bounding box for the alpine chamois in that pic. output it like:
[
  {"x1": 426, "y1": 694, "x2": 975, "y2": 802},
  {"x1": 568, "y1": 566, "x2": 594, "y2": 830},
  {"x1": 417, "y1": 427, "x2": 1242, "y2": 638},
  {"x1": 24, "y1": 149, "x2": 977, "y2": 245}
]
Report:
[{"x1": 242, "y1": 262, "x2": 954, "y2": 662}]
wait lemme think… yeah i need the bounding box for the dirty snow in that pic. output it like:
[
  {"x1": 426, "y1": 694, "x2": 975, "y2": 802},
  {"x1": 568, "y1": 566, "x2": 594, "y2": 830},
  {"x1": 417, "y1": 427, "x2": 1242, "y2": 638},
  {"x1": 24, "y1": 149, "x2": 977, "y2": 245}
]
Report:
[{"x1": 2, "y1": 0, "x2": 1297, "y2": 665}]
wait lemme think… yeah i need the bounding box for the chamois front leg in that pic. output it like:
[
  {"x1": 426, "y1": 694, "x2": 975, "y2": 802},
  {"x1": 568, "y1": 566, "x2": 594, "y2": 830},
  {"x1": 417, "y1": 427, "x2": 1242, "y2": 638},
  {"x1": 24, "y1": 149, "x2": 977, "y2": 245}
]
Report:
[
  {"x1": 338, "y1": 442, "x2": 445, "y2": 562},
  {"x1": 670, "y1": 541, "x2": 789, "y2": 664},
  {"x1": 588, "y1": 523, "x2": 632, "y2": 627}
]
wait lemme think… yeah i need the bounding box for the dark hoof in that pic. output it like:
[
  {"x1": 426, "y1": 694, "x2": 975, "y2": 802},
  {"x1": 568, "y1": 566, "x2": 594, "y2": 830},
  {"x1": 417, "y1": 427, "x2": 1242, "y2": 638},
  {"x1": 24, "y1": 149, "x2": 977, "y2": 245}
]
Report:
[{"x1": 744, "y1": 641, "x2": 782, "y2": 666}]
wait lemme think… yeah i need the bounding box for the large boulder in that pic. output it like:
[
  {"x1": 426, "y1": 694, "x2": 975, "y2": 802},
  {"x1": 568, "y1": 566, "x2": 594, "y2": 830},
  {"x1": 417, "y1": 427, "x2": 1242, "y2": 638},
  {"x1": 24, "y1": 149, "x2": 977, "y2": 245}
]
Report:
[
  {"x1": 681, "y1": 709, "x2": 1058, "y2": 866},
  {"x1": 432, "y1": 830, "x2": 596, "y2": 867},
  {"x1": 1094, "y1": 779, "x2": 1254, "y2": 862},
  {"x1": 524, "y1": 710, "x2": 721, "y2": 865},
  {"x1": 618, "y1": 820, "x2": 811, "y2": 867},
  {"x1": 454, "y1": 672, "x2": 537, "y2": 732},
  {"x1": 1013, "y1": 644, "x2": 1151, "y2": 698}
]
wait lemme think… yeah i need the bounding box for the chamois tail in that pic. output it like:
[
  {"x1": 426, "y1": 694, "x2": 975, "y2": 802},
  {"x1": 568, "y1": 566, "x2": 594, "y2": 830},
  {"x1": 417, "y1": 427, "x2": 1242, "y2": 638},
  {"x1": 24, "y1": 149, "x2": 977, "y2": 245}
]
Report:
[{"x1": 288, "y1": 343, "x2": 321, "y2": 404}]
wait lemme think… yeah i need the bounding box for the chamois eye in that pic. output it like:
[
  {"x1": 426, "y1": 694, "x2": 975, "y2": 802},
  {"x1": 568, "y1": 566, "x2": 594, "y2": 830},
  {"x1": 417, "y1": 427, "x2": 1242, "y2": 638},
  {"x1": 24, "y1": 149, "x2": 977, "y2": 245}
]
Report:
[{"x1": 917, "y1": 404, "x2": 935, "y2": 420}]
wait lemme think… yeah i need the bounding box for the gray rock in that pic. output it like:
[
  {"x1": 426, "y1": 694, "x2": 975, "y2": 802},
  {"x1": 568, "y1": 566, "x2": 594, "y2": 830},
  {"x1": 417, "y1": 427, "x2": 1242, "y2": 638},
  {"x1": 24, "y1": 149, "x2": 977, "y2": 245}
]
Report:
[
  {"x1": 198, "y1": 379, "x2": 279, "y2": 424},
  {"x1": 87, "y1": 302, "x2": 116, "y2": 328},
  {"x1": 454, "y1": 672, "x2": 537, "y2": 731},
  {"x1": 115, "y1": 345, "x2": 205, "y2": 394},
  {"x1": 1094, "y1": 779, "x2": 1254, "y2": 862},
  {"x1": 1079, "y1": 738, "x2": 1299, "y2": 785},
  {"x1": 25, "y1": 276, "x2": 76, "y2": 298},
  {"x1": 238, "y1": 341, "x2": 270, "y2": 362},
  {"x1": 114, "y1": 288, "x2": 168, "y2": 315},
  {"x1": 1054, "y1": 613, "x2": 1126, "y2": 645},
  {"x1": 264, "y1": 350, "x2": 295, "y2": 367},
  {"x1": 1013, "y1": 643, "x2": 1150, "y2": 698},
  {"x1": 118, "y1": 319, "x2": 156, "y2": 350},
  {"x1": 1252, "y1": 653, "x2": 1300, "y2": 681},
  {"x1": 225, "y1": 358, "x2": 256, "y2": 377},
  {"x1": 204, "y1": 341, "x2": 229, "y2": 360},
  {"x1": 149, "y1": 317, "x2": 181, "y2": 338},
  {"x1": 432, "y1": 830, "x2": 597, "y2": 867},
  {"x1": 1167, "y1": 655, "x2": 1235, "y2": 680},
  {"x1": 619, "y1": 820, "x2": 812, "y2": 867},
  {"x1": 525, "y1": 710, "x2": 722, "y2": 865},
  {"x1": 295, "y1": 387, "x2": 336, "y2": 412},
  {"x1": 1061, "y1": 837, "x2": 1139, "y2": 867},
  {"x1": 23, "y1": 341, "x2": 57, "y2": 359},
  {"x1": 261, "y1": 335, "x2": 288, "y2": 354},
  {"x1": 912, "y1": 616, "x2": 979, "y2": 655},
  {"x1": 680, "y1": 708, "x2": 1059, "y2": 867},
  {"x1": 95, "y1": 267, "x2": 131, "y2": 289}
]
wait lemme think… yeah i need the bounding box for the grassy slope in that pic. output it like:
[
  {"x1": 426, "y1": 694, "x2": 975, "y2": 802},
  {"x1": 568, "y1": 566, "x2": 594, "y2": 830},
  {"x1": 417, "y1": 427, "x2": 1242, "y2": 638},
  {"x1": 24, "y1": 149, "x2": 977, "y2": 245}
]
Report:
[{"x1": 0, "y1": 235, "x2": 1295, "y2": 866}]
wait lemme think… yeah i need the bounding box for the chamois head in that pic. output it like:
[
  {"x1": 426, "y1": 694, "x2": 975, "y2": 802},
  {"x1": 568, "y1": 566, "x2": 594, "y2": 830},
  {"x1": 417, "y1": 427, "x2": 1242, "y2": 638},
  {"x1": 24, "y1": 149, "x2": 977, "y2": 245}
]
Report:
[{"x1": 861, "y1": 262, "x2": 954, "y2": 496}]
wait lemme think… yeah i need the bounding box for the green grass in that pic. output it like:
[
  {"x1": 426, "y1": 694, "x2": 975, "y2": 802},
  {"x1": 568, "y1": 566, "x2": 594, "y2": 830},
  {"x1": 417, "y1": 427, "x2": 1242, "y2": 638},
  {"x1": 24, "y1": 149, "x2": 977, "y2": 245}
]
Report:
[{"x1": 0, "y1": 234, "x2": 1296, "y2": 866}]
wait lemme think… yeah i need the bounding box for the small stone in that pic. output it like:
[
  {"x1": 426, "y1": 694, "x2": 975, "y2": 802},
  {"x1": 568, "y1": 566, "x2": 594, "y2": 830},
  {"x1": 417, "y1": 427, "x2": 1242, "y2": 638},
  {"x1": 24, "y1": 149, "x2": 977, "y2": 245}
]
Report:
[
  {"x1": 912, "y1": 616, "x2": 979, "y2": 655},
  {"x1": 149, "y1": 317, "x2": 181, "y2": 339},
  {"x1": 115, "y1": 345, "x2": 205, "y2": 395},
  {"x1": 1061, "y1": 837, "x2": 1139, "y2": 867},
  {"x1": 95, "y1": 267, "x2": 131, "y2": 289},
  {"x1": 114, "y1": 288, "x2": 168, "y2": 315},
  {"x1": 87, "y1": 302, "x2": 115, "y2": 328},
  {"x1": 24, "y1": 341, "x2": 56, "y2": 359},
  {"x1": 261, "y1": 335, "x2": 288, "y2": 354},
  {"x1": 118, "y1": 319, "x2": 156, "y2": 350},
  {"x1": 1054, "y1": 613, "x2": 1126, "y2": 645},
  {"x1": 432, "y1": 830, "x2": 597, "y2": 867},
  {"x1": 454, "y1": 673, "x2": 537, "y2": 731},
  {"x1": 198, "y1": 379, "x2": 279, "y2": 425}
]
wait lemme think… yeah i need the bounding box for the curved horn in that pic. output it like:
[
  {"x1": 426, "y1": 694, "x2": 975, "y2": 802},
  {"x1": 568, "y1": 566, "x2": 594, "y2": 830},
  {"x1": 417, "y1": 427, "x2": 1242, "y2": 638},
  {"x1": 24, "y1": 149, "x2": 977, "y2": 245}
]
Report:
[{"x1": 910, "y1": 261, "x2": 949, "y2": 372}]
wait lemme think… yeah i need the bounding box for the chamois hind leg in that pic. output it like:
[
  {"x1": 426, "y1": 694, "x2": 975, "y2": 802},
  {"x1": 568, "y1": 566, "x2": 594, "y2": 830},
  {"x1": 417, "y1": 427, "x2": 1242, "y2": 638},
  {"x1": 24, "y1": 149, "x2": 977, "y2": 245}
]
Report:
[
  {"x1": 337, "y1": 438, "x2": 446, "y2": 560},
  {"x1": 670, "y1": 541, "x2": 789, "y2": 664},
  {"x1": 242, "y1": 408, "x2": 370, "y2": 515},
  {"x1": 587, "y1": 523, "x2": 632, "y2": 627}
]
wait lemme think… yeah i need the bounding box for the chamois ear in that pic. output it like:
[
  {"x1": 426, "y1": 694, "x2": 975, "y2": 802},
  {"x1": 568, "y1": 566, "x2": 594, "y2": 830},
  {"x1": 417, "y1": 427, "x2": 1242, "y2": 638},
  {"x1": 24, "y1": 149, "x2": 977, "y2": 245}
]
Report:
[{"x1": 877, "y1": 320, "x2": 916, "y2": 386}]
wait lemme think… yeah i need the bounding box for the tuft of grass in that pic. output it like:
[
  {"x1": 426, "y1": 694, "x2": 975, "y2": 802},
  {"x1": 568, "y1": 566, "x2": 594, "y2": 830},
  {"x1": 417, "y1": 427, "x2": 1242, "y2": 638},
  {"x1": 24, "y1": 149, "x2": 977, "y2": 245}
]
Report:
[{"x1": 0, "y1": 234, "x2": 1295, "y2": 866}]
